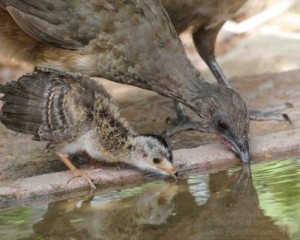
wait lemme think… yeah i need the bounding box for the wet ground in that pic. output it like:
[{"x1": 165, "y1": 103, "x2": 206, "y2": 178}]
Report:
[{"x1": 0, "y1": 158, "x2": 299, "y2": 240}]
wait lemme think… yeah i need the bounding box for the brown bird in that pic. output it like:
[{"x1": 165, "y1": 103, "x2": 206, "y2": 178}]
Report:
[
  {"x1": 0, "y1": 68, "x2": 177, "y2": 189},
  {"x1": 0, "y1": 0, "x2": 250, "y2": 161}
]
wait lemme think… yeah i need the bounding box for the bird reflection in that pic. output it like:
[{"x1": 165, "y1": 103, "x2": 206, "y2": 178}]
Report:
[
  {"x1": 144, "y1": 164, "x2": 290, "y2": 240},
  {"x1": 29, "y1": 182, "x2": 177, "y2": 240},
  {"x1": 28, "y1": 164, "x2": 290, "y2": 240}
]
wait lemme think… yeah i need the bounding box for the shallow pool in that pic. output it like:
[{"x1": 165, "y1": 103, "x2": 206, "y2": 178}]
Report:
[{"x1": 0, "y1": 158, "x2": 299, "y2": 240}]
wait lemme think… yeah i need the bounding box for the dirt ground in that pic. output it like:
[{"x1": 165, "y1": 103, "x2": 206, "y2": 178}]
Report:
[{"x1": 0, "y1": 0, "x2": 300, "y2": 187}]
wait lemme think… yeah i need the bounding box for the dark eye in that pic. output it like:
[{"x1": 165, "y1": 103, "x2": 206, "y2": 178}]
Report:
[
  {"x1": 216, "y1": 119, "x2": 229, "y2": 131},
  {"x1": 153, "y1": 157, "x2": 161, "y2": 164}
]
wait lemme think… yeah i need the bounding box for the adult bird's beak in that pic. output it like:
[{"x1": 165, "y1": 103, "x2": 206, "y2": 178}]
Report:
[
  {"x1": 216, "y1": 135, "x2": 250, "y2": 163},
  {"x1": 230, "y1": 137, "x2": 250, "y2": 163}
]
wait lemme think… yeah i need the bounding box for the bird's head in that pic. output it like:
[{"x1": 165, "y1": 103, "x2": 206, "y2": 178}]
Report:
[
  {"x1": 196, "y1": 86, "x2": 250, "y2": 162},
  {"x1": 130, "y1": 134, "x2": 177, "y2": 177}
]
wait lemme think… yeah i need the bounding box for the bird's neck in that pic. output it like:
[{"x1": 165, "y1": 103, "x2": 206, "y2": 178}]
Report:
[
  {"x1": 37, "y1": 33, "x2": 219, "y2": 113},
  {"x1": 89, "y1": 51, "x2": 218, "y2": 109},
  {"x1": 42, "y1": 46, "x2": 221, "y2": 121},
  {"x1": 174, "y1": 80, "x2": 221, "y2": 115}
]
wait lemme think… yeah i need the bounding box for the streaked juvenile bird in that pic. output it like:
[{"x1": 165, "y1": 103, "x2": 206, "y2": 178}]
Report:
[
  {"x1": 0, "y1": 0, "x2": 250, "y2": 161},
  {"x1": 0, "y1": 68, "x2": 177, "y2": 189}
]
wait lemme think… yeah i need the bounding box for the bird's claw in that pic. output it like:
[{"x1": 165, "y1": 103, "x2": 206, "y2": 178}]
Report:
[
  {"x1": 68, "y1": 169, "x2": 96, "y2": 190},
  {"x1": 249, "y1": 102, "x2": 293, "y2": 124}
]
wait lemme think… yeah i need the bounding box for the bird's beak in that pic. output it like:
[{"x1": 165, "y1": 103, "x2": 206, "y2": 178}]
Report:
[
  {"x1": 230, "y1": 137, "x2": 250, "y2": 163},
  {"x1": 215, "y1": 134, "x2": 250, "y2": 163},
  {"x1": 165, "y1": 166, "x2": 178, "y2": 178}
]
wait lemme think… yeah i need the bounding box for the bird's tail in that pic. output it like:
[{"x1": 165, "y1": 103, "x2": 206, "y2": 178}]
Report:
[{"x1": 0, "y1": 72, "x2": 50, "y2": 136}]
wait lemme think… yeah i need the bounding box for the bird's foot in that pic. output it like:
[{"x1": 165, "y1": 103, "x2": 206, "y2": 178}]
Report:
[
  {"x1": 57, "y1": 152, "x2": 96, "y2": 190},
  {"x1": 78, "y1": 151, "x2": 104, "y2": 169},
  {"x1": 249, "y1": 103, "x2": 293, "y2": 123},
  {"x1": 45, "y1": 142, "x2": 55, "y2": 152},
  {"x1": 68, "y1": 169, "x2": 96, "y2": 190}
]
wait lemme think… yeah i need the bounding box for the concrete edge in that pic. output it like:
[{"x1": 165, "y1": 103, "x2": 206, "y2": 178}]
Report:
[{"x1": 0, "y1": 128, "x2": 299, "y2": 207}]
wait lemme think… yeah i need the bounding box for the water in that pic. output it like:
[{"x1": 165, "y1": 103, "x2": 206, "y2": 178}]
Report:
[{"x1": 0, "y1": 158, "x2": 299, "y2": 240}]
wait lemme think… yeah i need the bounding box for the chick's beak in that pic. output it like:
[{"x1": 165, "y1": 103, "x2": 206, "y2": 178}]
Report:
[{"x1": 165, "y1": 166, "x2": 178, "y2": 178}]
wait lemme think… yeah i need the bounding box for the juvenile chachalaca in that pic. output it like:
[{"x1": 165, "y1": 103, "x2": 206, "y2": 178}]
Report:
[
  {"x1": 0, "y1": 0, "x2": 250, "y2": 161},
  {"x1": 0, "y1": 68, "x2": 177, "y2": 189}
]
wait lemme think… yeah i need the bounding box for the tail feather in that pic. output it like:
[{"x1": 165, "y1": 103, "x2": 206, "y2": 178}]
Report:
[
  {"x1": 16, "y1": 73, "x2": 51, "y2": 99},
  {"x1": 1, "y1": 111, "x2": 44, "y2": 124},
  {"x1": 0, "y1": 68, "x2": 96, "y2": 140},
  {"x1": 1, "y1": 102, "x2": 44, "y2": 116},
  {"x1": 0, "y1": 94, "x2": 44, "y2": 107},
  {"x1": 0, "y1": 113, "x2": 41, "y2": 135},
  {"x1": 0, "y1": 80, "x2": 41, "y2": 100},
  {"x1": 0, "y1": 73, "x2": 51, "y2": 136},
  {"x1": 0, "y1": 81, "x2": 15, "y2": 94}
]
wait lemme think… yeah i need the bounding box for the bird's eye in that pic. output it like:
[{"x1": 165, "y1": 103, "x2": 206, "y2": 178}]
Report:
[
  {"x1": 216, "y1": 119, "x2": 229, "y2": 131},
  {"x1": 153, "y1": 157, "x2": 161, "y2": 164}
]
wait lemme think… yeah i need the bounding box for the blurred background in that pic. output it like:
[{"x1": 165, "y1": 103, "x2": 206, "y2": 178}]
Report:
[{"x1": 186, "y1": 0, "x2": 300, "y2": 81}]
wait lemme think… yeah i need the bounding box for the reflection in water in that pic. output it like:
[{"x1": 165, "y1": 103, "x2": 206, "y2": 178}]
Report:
[
  {"x1": 156, "y1": 164, "x2": 290, "y2": 240},
  {"x1": 29, "y1": 182, "x2": 177, "y2": 240},
  {"x1": 31, "y1": 165, "x2": 289, "y2": 239},
  {"x1": 1, "y1": 159, "x2": 299, "y2": 240}
]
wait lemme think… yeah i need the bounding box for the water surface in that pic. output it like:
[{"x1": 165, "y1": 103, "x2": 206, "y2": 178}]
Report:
[{"x1": 0, "y1": 158, "x2": 299, "y2": 240}]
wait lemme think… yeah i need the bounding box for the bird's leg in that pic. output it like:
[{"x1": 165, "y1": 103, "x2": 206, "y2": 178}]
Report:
[
  {"x1": 56, "y1": 152, "x2": 96, "y2": 190},
  {"x1": 193, "y1": 23, "x2": 230, "y2": 88},
  {"x1": 166, "y1": 101, "x2": 191, "y2": 125},
  {"x1": 45, "y1": 142, "x2": 55, "y2": 152},
  {"x1": 79, "y1": 150, "x2": 103, "y2": 168},
  {"x1": 249, "y1": 103, "x2": 293, "y2": 123},
  {"x1": 164, "y1": 101, "x2": 206, "y2": 137}
]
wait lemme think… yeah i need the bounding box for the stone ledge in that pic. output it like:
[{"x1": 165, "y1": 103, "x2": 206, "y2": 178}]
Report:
[{"x1": 0, "y1": 128, "x2": 299, "y2": 207}]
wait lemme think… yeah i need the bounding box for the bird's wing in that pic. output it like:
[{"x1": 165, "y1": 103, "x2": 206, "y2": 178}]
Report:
[
  {"x1": 0, "y1": 0, "x2": 119, "y2": 49},
  {"x1": 0, "y1": 0, "x2": 178, "y2": 51},
  {"x1": 36, "y1": 69, "x2": 111, "y2": 143},
  {"x1": 0, "y1": 0, "x2": 192, "y2": 95},
  {"x1": 0, "y1": 68, "x2": 110, "y2": 143}
]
